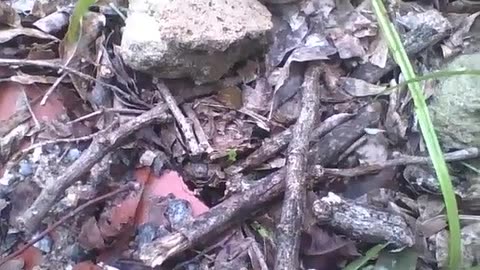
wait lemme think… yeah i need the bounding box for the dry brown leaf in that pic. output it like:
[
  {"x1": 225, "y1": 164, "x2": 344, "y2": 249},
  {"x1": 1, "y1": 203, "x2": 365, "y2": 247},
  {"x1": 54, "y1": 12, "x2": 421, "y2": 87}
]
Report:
[
  {"x1": 0, "y1": 2, "x2": 21, "y2": 27},
  {"x1": 339, "y1": 77, "x2": 387, "y2": 97},
  {"x1": 78, "y1": 217, "x2": 106, "y2": 250},
  {"x1": 0, "y1": 28, "x2": 58, "y2": 43}
]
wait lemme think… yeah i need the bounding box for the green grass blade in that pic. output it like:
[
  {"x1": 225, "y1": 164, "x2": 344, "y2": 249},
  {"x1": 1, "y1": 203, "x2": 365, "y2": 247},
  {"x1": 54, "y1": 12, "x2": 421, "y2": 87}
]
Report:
[
  {"x1": 66, "y1": 0, "x2": 97, "y2": 44},
  {"x1": 343, "y1": 243, "x2": 388, "y2": 270},
  {"x1": 387, "y1": 69, "x2": 480, "y2": 92},
  {"x1": 371, "y1": 0, "x2": 462, "y2": 269}
]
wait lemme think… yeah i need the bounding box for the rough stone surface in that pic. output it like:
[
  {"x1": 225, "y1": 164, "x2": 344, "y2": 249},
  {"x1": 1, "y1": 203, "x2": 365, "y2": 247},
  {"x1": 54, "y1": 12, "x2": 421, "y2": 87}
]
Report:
[
  {"x1": 261, "y1": 0, "x2": 301, "y2": 4},
  {"x1": 429, "y1": 53, "x2": 480, "y2": 149},
  {"x1": 120, "y1": 0, "x2": 272, "y2": 83}
]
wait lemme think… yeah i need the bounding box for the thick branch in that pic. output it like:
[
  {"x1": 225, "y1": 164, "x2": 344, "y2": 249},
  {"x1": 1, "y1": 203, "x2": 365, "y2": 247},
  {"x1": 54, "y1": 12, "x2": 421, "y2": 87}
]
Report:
[{"x1": 274, "y1": 64, "x2": 321, "y2": 270}]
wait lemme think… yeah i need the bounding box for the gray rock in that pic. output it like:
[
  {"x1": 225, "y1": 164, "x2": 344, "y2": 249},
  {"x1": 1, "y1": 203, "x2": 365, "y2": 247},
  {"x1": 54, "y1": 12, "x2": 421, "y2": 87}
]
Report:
[
  {"x1": 430, "y1": 53, "x2": 480, "y2": 149},
  {"x1": 66, "y1": 148, "x2": 82, "y2": 162},
  {"x1": 262, "y1": 0, "x2": 301, "y2": 4},
  {"x1": 18, "y1": 160, "x2": 33, "y2": 176},
  {"x1": 120, "y1": 0, "x2": 272, "y2": 83}
]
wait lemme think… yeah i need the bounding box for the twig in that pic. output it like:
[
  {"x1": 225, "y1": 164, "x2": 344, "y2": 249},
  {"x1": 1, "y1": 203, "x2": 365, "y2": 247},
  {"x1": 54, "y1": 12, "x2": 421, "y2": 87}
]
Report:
[
  {"x1": 308, "y1": 102, "x2": 382, "y2": 166},
  {"x1": 17, "y1": 103, "x2": 171, "y2": 233},
  {"x1": 224, "y1": 113, "x2": 354, "y2": 175},
  {"x1": 21, "y1": 89, "x2": 40, "y2": 129},
  {"x1": 154, "y1": 78, "x2": 202, "y2": 156},
  {"x1": 334, "y1": 135, "x2": 367, "y2": 165},
  {"x1": 67, "y1": 108, "x2": 145, "y2": 124},
  {"x1": 0, "y1": 182, "x2": 138, "y2": 267},
  {"x1": 275, "y1": 64, "x2": 321, "y2": 270},
  {"x1": 314, "y1": 147, "x2": 479, "y2": 178},
  {"x1": 40, "y1": 73, "x2": 68, "y2": 106},
  {"x1": 182, "y1": 103, "x2": 213, "y2": 153},
  {"x1": 0, "y1": 58, "x2": 150, "y2": 108},
  {"x1": 21, "y1": 132, "x2": 99, "y2": 154}
]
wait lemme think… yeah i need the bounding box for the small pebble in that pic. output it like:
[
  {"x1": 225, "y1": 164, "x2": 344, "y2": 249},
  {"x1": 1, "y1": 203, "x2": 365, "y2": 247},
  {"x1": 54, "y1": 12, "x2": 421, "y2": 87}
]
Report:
[
  {"x1": 135, "y1": 223, "x2": 158, "y2": 247},
  {"x1": 18, "y1": 160, "x2": 33, "y2": 176},
  {"x1": 165, "y1": 198, "x2": 192, "y2": 230},
  {"x1": 44, "y1": 144, "x2": 61, "y2": 154},
  {"x1": 67, "y1": 243, "x2": 93, "y2": 263},
  {"x1": 33, "y1": 234, "x2": 53, "y2": 253},
  {"x1": 135, "y1": 223, "x2": 170, "y2": 248},
  {"x1": 66, "y1": 148, "x2": 82, "y2": 162}
]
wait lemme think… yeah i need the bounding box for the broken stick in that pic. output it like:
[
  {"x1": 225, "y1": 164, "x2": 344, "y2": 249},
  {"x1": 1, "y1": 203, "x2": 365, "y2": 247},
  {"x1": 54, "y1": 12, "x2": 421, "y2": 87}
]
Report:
[
  {"x1": 310, "y1": 147, "x2": 479, "y2": 178},
  {"x1": 274, "y1": 64, "x2": 321, "y2": 270},
  {"x1": 154, "y1": 78, "x2": 203, "y2": 156},
  {"x1": 224, "y1": 113, "x2": 353, "y2": 175},
  {"x1": 17, "y1": 103, "x2": 171, "y2": 233}
]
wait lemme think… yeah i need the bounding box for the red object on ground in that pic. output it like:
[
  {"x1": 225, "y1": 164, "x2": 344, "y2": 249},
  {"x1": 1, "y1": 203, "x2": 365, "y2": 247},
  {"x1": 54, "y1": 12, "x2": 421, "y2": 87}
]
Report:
[{"x1": 135, "y1": 168, "x2": 209, "y2": 225}]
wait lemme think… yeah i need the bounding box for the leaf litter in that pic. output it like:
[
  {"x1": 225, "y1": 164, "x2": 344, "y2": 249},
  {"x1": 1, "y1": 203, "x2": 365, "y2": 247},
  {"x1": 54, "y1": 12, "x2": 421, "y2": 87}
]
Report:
[{"x1": 0, "y1": 0, "x2": 480, "y2": 269}]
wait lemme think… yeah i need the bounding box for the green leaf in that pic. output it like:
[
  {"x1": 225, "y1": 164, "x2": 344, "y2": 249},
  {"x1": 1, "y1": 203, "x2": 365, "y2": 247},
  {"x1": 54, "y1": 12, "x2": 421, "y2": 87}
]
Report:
[
  {"x1": 66, "y1": 0, "x2": 97, "y2": 44},
  {"x1": 371, "y1": 0, "x2": 462, "y2": 269},
  {"x1": 227, "y1": 149, "x2": 237, "y2": 162},
  {"x1": 343, "y1": 243, "x2": 388, "y2": 270}
]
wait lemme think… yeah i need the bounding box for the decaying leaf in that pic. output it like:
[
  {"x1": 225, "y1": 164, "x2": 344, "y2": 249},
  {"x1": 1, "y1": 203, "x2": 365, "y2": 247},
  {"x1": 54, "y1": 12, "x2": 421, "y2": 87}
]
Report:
[
  {"x1": 78, "y1": 217, "x2": 106, "y2": 250},
  {"x1": 0, "y1": 2, "x2": 21, "y2": 27},
  {"x1": 339, "y1": 77, "x2": 387, "y2": 97},
  {"x1": 60, "y1": 11, "x2": 106, "y2": 100},
  {"x1": 0, "y1": 28, "x2": 58, "y2": 44}
]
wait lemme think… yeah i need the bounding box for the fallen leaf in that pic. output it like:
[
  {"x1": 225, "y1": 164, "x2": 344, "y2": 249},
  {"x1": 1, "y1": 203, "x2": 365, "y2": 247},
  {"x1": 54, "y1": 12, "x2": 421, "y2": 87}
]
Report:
[
  {"x1": 33, "y1": 8, "x2": 72, "y2": 34},
  {"x1": 339, "y1": 77, "x2": 387, "y2": 97},
  {"x1": 0, "y1": 2, "x2": 21, "y2": 27},
  {"x1": 13, "y1": 245, "x2": 42, "y2": 270},
  {"x1": 331, "y1": 32, "x2": 366, "y2": 59},
  {"x1": 0, "y1": 28, "x2": 58, "y2": 43},
  {"x1": 241, "y1": 78, "x2": 272, "y2": 114},
  {"x1": 78, "y1": 217, "x2": 106, "y2": 250}
]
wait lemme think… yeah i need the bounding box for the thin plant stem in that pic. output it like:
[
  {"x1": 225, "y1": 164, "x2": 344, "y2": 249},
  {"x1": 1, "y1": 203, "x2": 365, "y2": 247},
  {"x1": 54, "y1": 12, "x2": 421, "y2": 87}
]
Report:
[{"x1": 371, "y1": 0, "x2": 462, "y2": 269}]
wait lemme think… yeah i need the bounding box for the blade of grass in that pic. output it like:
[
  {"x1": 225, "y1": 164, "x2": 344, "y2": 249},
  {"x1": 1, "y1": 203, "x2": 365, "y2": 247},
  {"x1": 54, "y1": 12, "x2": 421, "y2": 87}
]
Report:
[
  {"x1": 66, "y1": 0, "x2": 97, "y2": 44},
  {"x1": 387, "y1": 69, "x2": 480, "y2": 93},
  {"x1": 343, "y1": 243, "x2": 388, "y2": 270},
  {"x1": 371, "y1": 0, "x2": 461, "y2": 269},
  {"x1": 62, "y1": 0, "x2": 96, "y2": 66}
]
